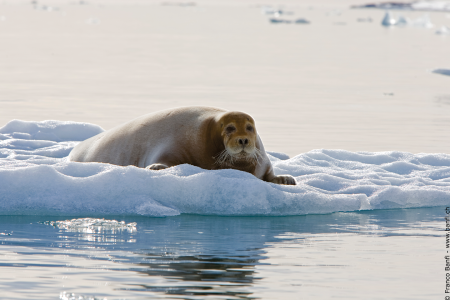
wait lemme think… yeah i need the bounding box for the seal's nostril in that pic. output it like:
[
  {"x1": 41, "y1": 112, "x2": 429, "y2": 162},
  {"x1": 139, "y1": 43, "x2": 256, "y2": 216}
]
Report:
[
  {"x1": 244, "y1": 138, "x2": 248, "y2": 145},
  {"x1": 238, "y1": 139, "x2": 243, "y2": 145}
]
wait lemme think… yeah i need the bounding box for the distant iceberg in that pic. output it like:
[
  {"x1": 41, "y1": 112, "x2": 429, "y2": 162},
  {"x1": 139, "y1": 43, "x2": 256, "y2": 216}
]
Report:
[
  {"x1": 412, "y1": 1, "x2": 450, "y2": 11},
  {"x1": 353, "y1": 1, "x2": 450, "y2": 11},
  {"x1": 1, "y1": 120, "x2": 449, "y2": 217}
]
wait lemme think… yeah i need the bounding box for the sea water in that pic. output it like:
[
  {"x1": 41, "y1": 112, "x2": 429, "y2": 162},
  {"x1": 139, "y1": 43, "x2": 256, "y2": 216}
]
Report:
[
  {"x1": 0, "y1": 209, "x2": 445, "y2": 299},
  {"x1": 1, "y1": 0, "x2": 450, "y2": 299}
]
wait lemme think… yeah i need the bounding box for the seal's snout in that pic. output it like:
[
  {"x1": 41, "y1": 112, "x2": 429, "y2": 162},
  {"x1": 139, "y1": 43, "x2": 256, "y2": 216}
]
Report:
[{"x1": 238, "y1": 138, "x2": 249, "y2": 146}]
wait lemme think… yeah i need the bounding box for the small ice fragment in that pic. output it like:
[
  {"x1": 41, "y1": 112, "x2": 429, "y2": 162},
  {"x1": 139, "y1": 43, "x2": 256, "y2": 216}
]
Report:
[
  {"x1": 432, "y1": 69, "x2": 450, "y2": 76},
  {"x1": 412, "y1": 14, "x2": 433, "y2": 28},
  {"x1": 381, "y1": 11, "x2": 396, "y2": 26},
  {"x1": 295, "y1": 18, "x2": 310, "y2": 24},
  {"x1": 396, "y1": 15, "x2": 409, "y2": 26},
  {"x1": 270, "y1": 18, "x2": 292, "y2": 24},
  {"x1": 436, "y1": 26, "x2": 450, "y2": 35}
]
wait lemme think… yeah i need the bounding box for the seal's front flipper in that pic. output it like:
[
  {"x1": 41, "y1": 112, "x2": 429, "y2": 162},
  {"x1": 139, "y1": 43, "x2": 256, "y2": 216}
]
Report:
[
  {"x1": 146, "y1": 163, "x2": 169, "y2": 170},
  {"x1": 271, "y1": 175, "x2": 296, "y2": 185}
]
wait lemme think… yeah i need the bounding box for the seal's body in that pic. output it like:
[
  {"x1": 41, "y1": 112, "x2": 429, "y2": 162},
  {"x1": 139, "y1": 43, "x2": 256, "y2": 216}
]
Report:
[{"x1": 68, "y1": 106, "x2": 296, "y2": 185}]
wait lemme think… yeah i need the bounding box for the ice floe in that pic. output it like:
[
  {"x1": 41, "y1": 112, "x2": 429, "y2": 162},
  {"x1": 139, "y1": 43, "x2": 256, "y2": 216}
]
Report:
[
  {"x1": 433, "y1": 69, "x2": 450, "y2": 76},
  {"x1": 0, "y1": 120, "x2": 449, "y2": 217}
]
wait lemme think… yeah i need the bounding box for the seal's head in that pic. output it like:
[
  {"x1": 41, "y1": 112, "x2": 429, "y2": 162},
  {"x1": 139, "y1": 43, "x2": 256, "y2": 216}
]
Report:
[{"x1": 214, "y1": 111, "x2": 260, "y2": 166}]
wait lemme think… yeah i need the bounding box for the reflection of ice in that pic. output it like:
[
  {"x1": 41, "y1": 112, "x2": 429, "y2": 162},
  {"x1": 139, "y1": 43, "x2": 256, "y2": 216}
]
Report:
[{"x1": 60, "y1": 292, "x2": 100, "y2": 300}]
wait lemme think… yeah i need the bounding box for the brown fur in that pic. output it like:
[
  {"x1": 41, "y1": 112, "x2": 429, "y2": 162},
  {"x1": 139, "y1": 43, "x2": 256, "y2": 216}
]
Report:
[{"x1": 68, "y1": 106, "x2": 296, "y2": 185}]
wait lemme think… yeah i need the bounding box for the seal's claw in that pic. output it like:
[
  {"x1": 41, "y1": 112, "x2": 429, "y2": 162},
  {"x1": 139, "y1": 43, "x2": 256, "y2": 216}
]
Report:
[
  {"x1": 271, "y1": 175, "x2": 296, "y2": 185},
  {"x1": 146, "y1": 163, "x2": 169, "y2": 170}
]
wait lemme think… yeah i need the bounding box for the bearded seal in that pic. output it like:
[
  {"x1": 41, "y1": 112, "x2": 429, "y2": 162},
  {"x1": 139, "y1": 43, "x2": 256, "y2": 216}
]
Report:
[{"x1": 68, "y1": 106, "x2": 296, "y2": 185}]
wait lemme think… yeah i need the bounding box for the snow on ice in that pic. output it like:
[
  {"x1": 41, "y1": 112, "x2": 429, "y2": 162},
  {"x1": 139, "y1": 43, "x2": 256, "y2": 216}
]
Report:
[{"x1": 0, "y1": 120, "x2": 449, "y2": 217}]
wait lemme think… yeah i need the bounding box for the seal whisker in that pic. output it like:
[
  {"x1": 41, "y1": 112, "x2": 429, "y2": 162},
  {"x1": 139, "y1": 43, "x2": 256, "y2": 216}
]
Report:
[
  {"x1": 214, "y1": 149, "x2": 234, "y2": 166},
  {"x1": 251, "y1": 148, "x2": 263, "y2": 166}
]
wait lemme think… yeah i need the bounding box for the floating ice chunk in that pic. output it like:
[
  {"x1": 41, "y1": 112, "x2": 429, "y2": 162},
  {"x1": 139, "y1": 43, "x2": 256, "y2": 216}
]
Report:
[
  {"x1": 269, "y1": 18, "x2": 292, "y2": 24},
  {"x1": 436, "y1": 25, "x2": 450, "y2": 34},
  {"x1": 381, "y1": 11, "x2": 396, "y2": 26},
  {"x1": 1, "y1": 120, "x2": 450, "y2": 217},
  {"x1": 381, "y1": 11, "x2": 434, "y2": 28},
  {"x1": 396, "y1": 15, "x2": 410, "y2": 26},
  {"x1": 412, "y1": 14, "x2": 434, "y2": 28},
  {"x1": 432, "y1": 69, "x2": 450, "y2": 76},
  {"x1": 295, "y1": 18, "x2": 310, "y2": 24}
]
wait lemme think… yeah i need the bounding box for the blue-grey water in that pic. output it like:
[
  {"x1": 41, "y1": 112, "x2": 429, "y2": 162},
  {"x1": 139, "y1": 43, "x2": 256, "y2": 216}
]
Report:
[{"x1": 0, "y1": 207, "x2": 444, "y2": 299}]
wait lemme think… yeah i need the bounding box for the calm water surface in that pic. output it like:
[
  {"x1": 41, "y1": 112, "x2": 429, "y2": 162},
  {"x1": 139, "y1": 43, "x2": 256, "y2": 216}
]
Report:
[
  {"x1": 0, "y1": 1, "x2": 449, "y2": 155},
  {"x1": 0, "y1": 207, "x2": 444, "y2": 299}
]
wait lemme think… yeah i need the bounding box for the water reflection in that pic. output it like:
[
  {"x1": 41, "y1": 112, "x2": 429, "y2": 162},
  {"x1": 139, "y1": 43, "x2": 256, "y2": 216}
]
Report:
[
  {"x1": 0, "y1": 207, "x2": 444, "y2": 299},
  {"x1": 128, "y1": 253, "x2": 258, "y2": 298}
]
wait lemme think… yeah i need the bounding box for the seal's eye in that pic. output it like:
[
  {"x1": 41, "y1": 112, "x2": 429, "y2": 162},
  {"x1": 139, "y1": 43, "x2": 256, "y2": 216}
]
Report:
[
  {"x1": 225, "y1": 126, "x2": 236, "y2": 134},
  {"x1": 246, "y1": 125, "x2": 254, "y2": 132}
]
